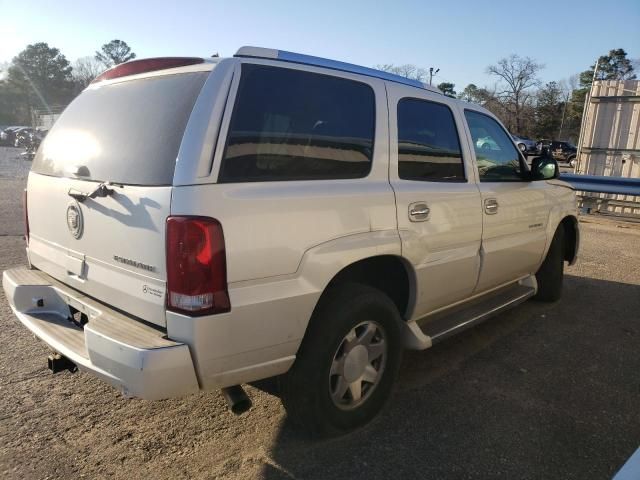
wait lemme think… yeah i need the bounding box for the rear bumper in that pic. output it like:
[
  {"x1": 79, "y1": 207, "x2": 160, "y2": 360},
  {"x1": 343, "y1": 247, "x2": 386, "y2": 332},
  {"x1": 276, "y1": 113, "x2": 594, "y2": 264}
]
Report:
[{"x1": 2, "y1": 267, "x2": 200, "y2": 400}]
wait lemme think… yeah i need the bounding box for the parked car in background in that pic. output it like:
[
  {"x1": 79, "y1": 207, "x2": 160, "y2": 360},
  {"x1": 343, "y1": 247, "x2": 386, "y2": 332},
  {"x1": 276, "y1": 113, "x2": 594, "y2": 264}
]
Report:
[
  {"x1": 20, "y1": 129, "x2": 48, "y2": 160},
  {"x1": 14, "y1": 128, "x2": 37, "y2": 148},
  {"x1": 476, "y1": 135, "x2": 499, "y2": 150},
  {"x1": 0, "y1": 127, "x2": 10, "y2": 145},
  {"x1": 1, "y1": 127, "x2": 24, "y2": 146},
  {"x1": 0, "y1": 126, "x2": 30, "y2": 147},
  {"x1": 551, "y1": 141, "x2": 577, "y2": 167},
  {"x1": 512, "y1": 135, "x2": 537, "y2": 156},
  {"x1": 537, "y1": 140, "x2": 577, "y2": 167}
]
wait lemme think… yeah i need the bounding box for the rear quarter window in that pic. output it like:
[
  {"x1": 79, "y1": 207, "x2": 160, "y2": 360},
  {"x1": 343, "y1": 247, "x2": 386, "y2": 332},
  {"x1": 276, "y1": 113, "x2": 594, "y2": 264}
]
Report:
[
  {"x1": 219, "y1": 64, "x2": 376, "y2": 183},
  {"x1": 32, "y1": 72, "x2": 208, "y2": 185}
]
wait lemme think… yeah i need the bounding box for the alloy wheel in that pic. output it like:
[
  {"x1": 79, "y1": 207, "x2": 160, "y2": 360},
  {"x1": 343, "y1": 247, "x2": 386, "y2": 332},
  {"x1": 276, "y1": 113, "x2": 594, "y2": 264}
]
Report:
[{"x1": 329, "y1": 321, "x2": 387, "y2": 410}]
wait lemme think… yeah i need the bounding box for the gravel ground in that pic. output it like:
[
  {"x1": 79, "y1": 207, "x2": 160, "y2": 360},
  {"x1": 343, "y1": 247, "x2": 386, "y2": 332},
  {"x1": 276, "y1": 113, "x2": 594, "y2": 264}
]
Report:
[{"x1": 0, "y1": 147, "x2": 638, "y2": 479}]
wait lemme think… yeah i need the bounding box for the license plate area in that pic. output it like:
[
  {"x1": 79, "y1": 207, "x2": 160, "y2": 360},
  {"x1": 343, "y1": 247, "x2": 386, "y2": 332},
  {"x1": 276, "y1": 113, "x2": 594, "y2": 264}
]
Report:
[{"x1": 58, "y1": 290, "x2": 100, "y2": 327}]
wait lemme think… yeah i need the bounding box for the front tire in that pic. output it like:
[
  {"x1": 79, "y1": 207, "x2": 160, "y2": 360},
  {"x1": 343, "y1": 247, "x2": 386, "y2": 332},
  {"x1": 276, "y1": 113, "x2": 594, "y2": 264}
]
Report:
[
  {"x1": 279, "y1": 283, "x2": 403, "y2": 437},
  {"x1": 534, "y1": 224, "x2": 565, "y2": 302}
]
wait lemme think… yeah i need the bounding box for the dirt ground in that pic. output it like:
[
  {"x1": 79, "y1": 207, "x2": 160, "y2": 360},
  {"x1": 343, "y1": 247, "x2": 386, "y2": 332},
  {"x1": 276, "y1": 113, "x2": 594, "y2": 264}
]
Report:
[{"x1": 0, "y1": 147, "x2": 638, "y2": 479}]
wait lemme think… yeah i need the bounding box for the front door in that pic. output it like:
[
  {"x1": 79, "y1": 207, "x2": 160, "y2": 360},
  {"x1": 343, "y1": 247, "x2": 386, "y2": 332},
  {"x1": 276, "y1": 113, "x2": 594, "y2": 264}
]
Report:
[
  {"x1": 387, "y1": 84, "x2": 483, "y2": 319},
  {"x1": 462, "y1": 109, "x2": 549, "y2": 293}
]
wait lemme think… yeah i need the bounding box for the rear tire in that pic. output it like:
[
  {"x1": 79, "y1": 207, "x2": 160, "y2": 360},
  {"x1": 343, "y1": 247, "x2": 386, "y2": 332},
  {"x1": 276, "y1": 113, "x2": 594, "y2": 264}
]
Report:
[
  {"x1": 534, "y1": 224, "x2": 565, "y2": 302},
  {"x1": 279, "y1": 283, "x2": 403, "y2": 437}
]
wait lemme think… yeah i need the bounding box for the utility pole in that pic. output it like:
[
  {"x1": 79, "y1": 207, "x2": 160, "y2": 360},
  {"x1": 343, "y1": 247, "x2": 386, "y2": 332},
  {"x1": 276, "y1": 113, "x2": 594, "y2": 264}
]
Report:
[
  {"x1": 429, "y1": 67, "x2": 439, "y2": 86},
  {"x1": 558, "y1": 91, "x2": 569, "y2": 140},
  {"x1": 575, "y1": 60, "x2": 599, "y2": 172}
]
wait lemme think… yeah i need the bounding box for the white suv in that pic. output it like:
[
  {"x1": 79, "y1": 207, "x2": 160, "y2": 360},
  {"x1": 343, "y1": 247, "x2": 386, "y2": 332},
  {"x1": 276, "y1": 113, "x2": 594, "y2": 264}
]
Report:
[{"x1": 2, "y1": 47, "x2": 578, "y2": 436}]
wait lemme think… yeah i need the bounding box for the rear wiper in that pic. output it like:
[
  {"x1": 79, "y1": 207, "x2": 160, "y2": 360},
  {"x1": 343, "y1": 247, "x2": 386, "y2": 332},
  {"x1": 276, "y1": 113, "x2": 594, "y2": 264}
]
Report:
[{"x1": 68, "y1": 182, "x2": 115, "y2": 202}]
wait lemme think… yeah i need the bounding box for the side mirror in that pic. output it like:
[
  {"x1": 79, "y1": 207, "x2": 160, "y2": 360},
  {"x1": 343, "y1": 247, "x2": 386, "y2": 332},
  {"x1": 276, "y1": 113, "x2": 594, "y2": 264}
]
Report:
[{"x1": 530, "y1": 156, "x2": 559, "y2": 180}]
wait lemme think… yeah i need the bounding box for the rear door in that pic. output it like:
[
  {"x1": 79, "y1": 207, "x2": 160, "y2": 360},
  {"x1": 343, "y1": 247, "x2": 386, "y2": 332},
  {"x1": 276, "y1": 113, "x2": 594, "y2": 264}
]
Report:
[
  {"x1": 461, "y1": 108, "x2": 549, "y2": 293},
  {"x1": 386, "y1": 83, "x2": 483, "y2": 318},
  {"x1": 27, "y1": 71, "x2": 209, "y2": 327}
]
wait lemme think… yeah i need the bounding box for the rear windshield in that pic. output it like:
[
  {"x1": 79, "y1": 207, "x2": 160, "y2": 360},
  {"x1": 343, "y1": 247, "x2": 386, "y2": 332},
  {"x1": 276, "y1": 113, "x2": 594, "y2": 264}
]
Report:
[{"x1": 32, "y1": 72, "x2": 208, "y2": 185}]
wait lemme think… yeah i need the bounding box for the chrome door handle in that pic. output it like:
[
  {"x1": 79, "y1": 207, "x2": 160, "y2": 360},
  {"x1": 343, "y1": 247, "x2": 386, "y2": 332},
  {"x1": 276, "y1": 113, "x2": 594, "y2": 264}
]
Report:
[
  {"x1": 484, "y1": 198, "x2": 499, "y2": 215},
  {"x1": 409, "y1": 203, "x2": 430, "y2": 222}
]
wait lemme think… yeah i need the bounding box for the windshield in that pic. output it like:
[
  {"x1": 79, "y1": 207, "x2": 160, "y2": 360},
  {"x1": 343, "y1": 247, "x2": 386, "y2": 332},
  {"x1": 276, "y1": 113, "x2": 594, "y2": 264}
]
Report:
[{"x1": 32, "y1": 72, "x2": 208, "y2": 185}]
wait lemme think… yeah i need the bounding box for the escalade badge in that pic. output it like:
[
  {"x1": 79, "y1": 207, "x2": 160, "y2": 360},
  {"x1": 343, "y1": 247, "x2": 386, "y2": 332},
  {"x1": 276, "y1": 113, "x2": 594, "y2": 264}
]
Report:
[{"x1": 66, "y1": 202, "x2": 83, "y2": 239}]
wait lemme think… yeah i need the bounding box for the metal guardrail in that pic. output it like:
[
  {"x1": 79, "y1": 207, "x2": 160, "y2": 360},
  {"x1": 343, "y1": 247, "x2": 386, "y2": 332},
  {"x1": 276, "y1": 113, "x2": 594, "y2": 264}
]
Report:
[{"x1": 559, "y1": 173, "x2": 640, "y2": 196}]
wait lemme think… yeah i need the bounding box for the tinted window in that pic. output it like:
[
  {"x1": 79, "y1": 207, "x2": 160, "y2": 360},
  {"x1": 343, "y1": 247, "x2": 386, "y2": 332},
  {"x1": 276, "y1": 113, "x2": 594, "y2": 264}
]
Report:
[
  {"x1": 219, "y1": 64, "x2": 375, "y2": 182},
  {"x1": 397, "y1": 98, "x2": 465, "y2": 182},
  {"x1": 32, "y1": 72, "x2": 208, "y2": 185},
  {"x1": 464, "y1": 110, "x2": 524, "y2": 182}
]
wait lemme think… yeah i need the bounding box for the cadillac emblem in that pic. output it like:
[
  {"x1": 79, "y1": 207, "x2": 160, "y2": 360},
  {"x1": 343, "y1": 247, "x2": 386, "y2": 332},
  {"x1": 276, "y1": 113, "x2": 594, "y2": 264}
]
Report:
[{"x1": 66, "y1": 203, "x2": 83, "y2": 239}]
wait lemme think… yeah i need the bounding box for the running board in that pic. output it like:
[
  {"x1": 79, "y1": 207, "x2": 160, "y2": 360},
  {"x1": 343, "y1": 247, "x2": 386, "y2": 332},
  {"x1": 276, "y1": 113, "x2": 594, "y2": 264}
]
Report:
[
  {"x1": 422, "y1": 284, "x2": 536, "y2": 344},
  {"x1": 417, "y1": 282, "x2": 536, "y2": 345}
]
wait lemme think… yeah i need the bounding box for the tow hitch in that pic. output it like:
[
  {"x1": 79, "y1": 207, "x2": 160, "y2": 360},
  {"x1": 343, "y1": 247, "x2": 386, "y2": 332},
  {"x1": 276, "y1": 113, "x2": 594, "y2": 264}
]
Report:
[{"x1": 47, "y1": 353, "x2": 77, "y2": 373}]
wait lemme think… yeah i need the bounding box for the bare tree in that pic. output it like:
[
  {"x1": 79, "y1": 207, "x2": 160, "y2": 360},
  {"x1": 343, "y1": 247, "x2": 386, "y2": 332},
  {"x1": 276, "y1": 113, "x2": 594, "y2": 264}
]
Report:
[
  {"x1": 73, "y1": 56, "x2": 104, "y2": 90},
  {"x1": 375, "y1": 64, "x2": 427, "y2": 82},
  {"x1": 487, "y1": 55, "x2": 543, "y2": 133}
]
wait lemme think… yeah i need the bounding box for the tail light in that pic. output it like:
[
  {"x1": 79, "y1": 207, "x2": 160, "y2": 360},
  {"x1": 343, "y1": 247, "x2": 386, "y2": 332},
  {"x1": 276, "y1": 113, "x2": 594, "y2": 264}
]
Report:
[
  {"x1": 23, "y1": 189, "x2": 29, "y2": 243},
  {"x1": 166, "y1": 216, "x2": 230, "y2": 316}
]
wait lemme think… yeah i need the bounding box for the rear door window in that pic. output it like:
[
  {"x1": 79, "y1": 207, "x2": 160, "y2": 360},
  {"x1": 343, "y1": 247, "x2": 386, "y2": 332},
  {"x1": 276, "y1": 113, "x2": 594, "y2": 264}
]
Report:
[
  {"x1": 397, "y1": 98, "x2": 465, "y2": 182},
  {"x1": 219, "y1": 64, "x2": 375, "y2": 182},
  {"x1": 32, "y1": 72, "x2": 208, "y2": 185}
]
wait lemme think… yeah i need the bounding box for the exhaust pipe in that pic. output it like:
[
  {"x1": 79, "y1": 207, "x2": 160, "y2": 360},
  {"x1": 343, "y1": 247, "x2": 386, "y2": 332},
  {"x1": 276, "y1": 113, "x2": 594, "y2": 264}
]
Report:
[
  {"x1": 47, "y1": 353, "x2": 77, "y2": 373},
  {"x1": 221, "y1": 385, "x2": 252, "y2": 415}
]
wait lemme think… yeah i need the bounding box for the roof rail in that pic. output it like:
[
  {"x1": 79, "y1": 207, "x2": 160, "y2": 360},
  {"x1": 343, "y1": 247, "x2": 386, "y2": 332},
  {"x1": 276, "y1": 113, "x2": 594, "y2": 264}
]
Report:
[{"x1": 235, "y1": 46, "x2": 442, "y2": 94}]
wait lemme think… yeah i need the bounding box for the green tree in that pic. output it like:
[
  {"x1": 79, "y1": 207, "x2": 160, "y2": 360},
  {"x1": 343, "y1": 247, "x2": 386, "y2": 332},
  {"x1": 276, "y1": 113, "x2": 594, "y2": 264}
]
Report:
[
  {"x1": 459, "y1": 84, "x2": 485, "y2": 103},
  {"x1": 579, "y1": 48, "x2": 636, "y2": 87},
  {"x1": 437, "y1": 82, "x2": 456, "y2": 97},
  {"x1": 565, "y1": 49, "x2": 636, "y2": 143},
  {"x1": 95, "y1": 39, "x2": 136, "y2": 68},
  {"x1": 458, "y1": 83, "x2": 519, "y2": 131},
  {"x1": 534, "y1": 81, "x2": 563, "y2": 139},
  {"x1": 0, "y1": 80, "x2": 18, "y2": 124},
  {"x1": 459, "y1": 84, "x2": 491, "y2": 108},
  {"x1": 5, "y1": 42, "x2": 74, "y2": 123}
]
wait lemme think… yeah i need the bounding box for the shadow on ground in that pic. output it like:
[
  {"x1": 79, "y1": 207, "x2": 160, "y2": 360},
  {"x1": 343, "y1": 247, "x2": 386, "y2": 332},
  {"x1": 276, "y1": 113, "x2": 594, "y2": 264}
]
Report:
[{"x1": 260, "y1": 274, "x2": 640, "y2": 480}]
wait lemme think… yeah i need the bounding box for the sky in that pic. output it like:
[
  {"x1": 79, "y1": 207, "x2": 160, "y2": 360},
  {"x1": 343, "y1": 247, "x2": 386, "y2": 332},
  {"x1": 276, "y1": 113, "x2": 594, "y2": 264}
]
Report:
[{"x1": 0, "y1": 0, "x2": 639, "y2": 89}]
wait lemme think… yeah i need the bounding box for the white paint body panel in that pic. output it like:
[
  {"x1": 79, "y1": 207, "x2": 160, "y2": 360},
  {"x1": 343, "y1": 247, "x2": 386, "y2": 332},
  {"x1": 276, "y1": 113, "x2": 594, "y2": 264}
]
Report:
[
  {"x1": 27, "y1": 173, "x2": 171, "y2": 327},
  {"x1": 474, "y1": 181, "x2": 549, "y2": 292},
  {"x1": 385, "y1": 82, "x2": 483, "y2": 318},
  {"x1": 2, "y1": 268, "x2": 199, "y2": 400}
]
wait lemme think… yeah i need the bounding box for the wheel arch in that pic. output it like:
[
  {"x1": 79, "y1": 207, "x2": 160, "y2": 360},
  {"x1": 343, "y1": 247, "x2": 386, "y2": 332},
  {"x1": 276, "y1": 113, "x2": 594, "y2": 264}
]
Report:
[
  {"x1": 322, "y1": 254, "x2": 417, "y2": 320},
  {"x1": 297, "y1": 231, "x2": 417, "y2": 320}
]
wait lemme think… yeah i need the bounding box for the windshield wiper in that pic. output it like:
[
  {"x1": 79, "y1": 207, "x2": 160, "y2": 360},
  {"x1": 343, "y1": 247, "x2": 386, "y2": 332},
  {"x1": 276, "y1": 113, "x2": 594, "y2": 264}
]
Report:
[{"x1": 68, "y1": 182, "x2": 115, "y2": 202}]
